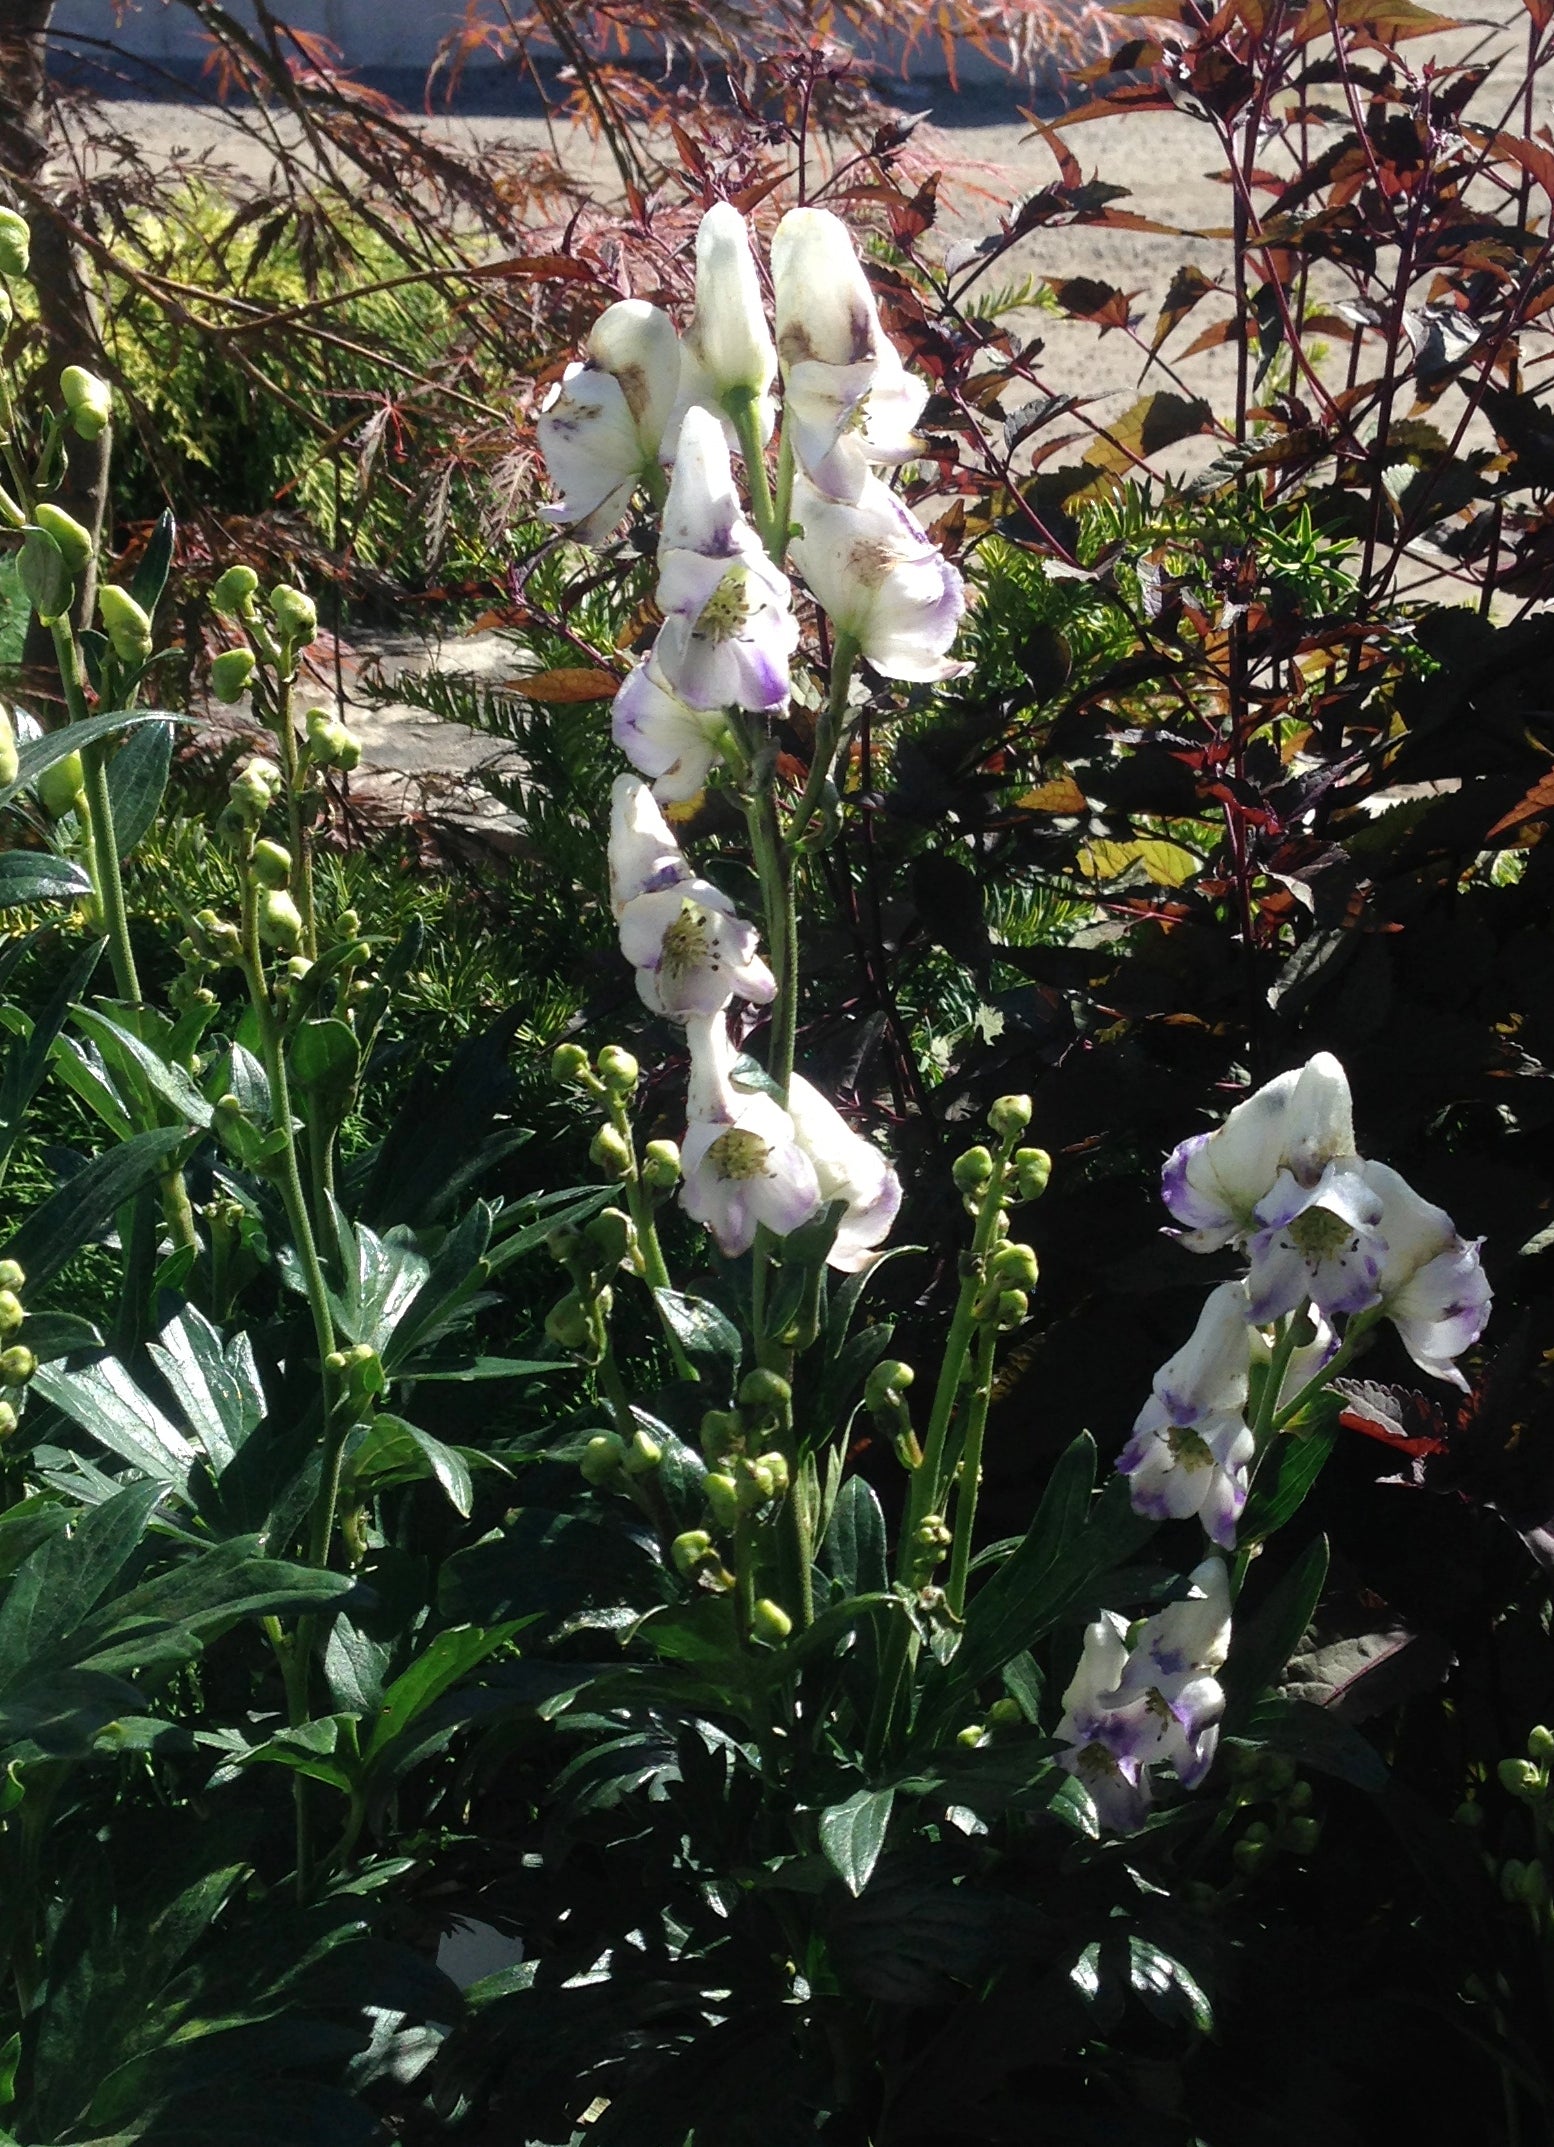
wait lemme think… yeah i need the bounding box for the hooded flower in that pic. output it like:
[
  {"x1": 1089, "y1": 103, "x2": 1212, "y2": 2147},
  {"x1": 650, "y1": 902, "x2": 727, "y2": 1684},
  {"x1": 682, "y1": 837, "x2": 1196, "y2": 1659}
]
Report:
[
  {"x1": 1162, "y1": 1052, "x2": 1358, "y2": 1253},
  {"x1": 612, "y1": 653, "x2": 731, "y2": 803},
  {"x1": 785, "y1": 1074, "x2": 902, "y2": 1273},
  {"x1": 771, "y1": 206, "x2": 928, "y2": 502},
  {"x1": 680, "y1": 1014, "x2": 822, "y2": 1255},
  {"x1": 789, "y1": 470, "x2": 965, "y2": 682},
  {"x1": 1055, "y1": 1558, "x2": 1231, "y2": 1831},
  {"x1": 1246, "y1": 1159, "x2": 1386, "y2": 1324},
  {"x1": 654, "y1": 406, "x2": 797, "y2": 711},
  {"x1": 1118, "y1": 1282, "x2": 1256, "y2": 1548},
  {"x1": 1361, "y1": 1160, "x2": 1492, "y2": 1388},
  {"x1": 608, "y1": 770, "x2": 695, "y2": 919},
  {"x1": 608, "y1": 776, "x2": 774, "y2": 1019},
  {"x1": 672, "y1": 203, "x2": 778, "y2": 446},
  {"x1": 537, "y1": 299, "x2": 682, "y2": 544}
]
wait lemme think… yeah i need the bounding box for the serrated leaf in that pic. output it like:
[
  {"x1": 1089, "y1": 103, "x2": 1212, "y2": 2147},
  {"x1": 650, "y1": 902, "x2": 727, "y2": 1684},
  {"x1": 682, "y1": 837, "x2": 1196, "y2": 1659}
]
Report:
[
  {"x1": 819, "y1": 1785, "x2": 895, "y2": 1896},
  {"x1": 0, "y1": 1482, "x2": 161, "y2": 1673},
  {"x1": 1077, "y1": 837, "x2": 1200, "y2": 887},
  {"x1": 346, "y1": 1414, "x2": 474, "y2": 1518}
]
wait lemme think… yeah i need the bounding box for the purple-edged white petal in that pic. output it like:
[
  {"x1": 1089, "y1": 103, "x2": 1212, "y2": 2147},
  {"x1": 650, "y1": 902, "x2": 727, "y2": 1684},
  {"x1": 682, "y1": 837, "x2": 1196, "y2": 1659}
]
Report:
[
  {"x1": 1152, "y1": 1281, "x2": 1254, "y2": 1425},
  {"x1": 679, "y1": 1015, "x2": 822, "y2": 1255},
  {"x1": 1162, "y1": 1052, "x2": 1358, "y2": 1251},
  {"x1": 621, "y1": 887, "x2": 776, "y2": 1020},
  {"x1": 1246, "y1": 1162, "x2": 1386, "y2": 1322},
  {"x1": 653, "y1": 580, "x2": 797, "y2": 713},
  {"x1": 608, "y1": 772, "x2": 694, "y2": 918},
  {"x1": 671, "y1": 203, "x2": 777, "y2": 443},
  {"x1": 536, "y1": 300, "x2": 682, "y2": 544},
  {"x1": 785, "y1": 1073, "x2": 902, "y2": 1272},
  {"x1": 1119, "y1": 1401, "x2": 1254, "y2": 1545},
  {"x1": 613, "y1": 656, "x2": 730, "y2": 802},
  {"x1": 1362, "y1": 1159, "x2": 1492, "y2": 1389},
  {"x1": 789, "y1": 470, "x2": 965, "y2": 682}
]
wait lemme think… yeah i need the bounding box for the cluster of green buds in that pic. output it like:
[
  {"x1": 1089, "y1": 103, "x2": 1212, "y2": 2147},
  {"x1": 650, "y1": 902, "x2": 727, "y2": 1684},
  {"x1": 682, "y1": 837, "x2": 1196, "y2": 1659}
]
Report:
[
  {"x1": 325, "y1": 1344, "x2": 387, "y2": 1419},
  {"x1": 208, "y1": 571, "x2": 319, "y2": 700},
  {"x1": 303, "y1": 705, "x2": 361, "y2": 774},
  {"x1": 950, "y1": 1097, "x2": 1049, "y2": 1336},
  {"x1": 548, "y1": 1205, "x2": 635, "y2": 1368},
  {"x1": 956, "y1": 1693, "x2": 1030, "y2": 1750},
  {"x1": 1498, "y1": 1724, "x2": 1554, "y2": 1806},
  {"x1": 1223, "y1": 1746, "x2": 1320, "y2": 1874},
  {"x1": 0, "y1": 1260, "x2": 34, "y2": 1436}
]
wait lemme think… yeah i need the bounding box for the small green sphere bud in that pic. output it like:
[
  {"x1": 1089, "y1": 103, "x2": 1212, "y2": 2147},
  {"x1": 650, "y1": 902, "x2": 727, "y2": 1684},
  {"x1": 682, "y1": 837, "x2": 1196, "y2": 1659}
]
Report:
[
  {"x1": 987, "y1": 1697, "x2": 1024, "y2": 1730},
  {"x1": 258, "y1": 889, "x2": 304, "y2": 952},
  {"x1": 0, "y1": 207, "x2": 31, "y2": 278},
  {"x1": 1242, "y1": 1819, "x2": 1273, "y2": 1846},
  {"x1": 739, "y1": 1368, "x2": 792, "y2": 1413},
  {"x1": 1529, "y1": 1726, "x2": 1554, "y2": 1762},
  {"x1": 340, "y1": 908, "x2": 361, "y2": 938},
  {"x1": 0, "y1": 1400, "x2": 17, "y2": 1439},
  {"x1": 34, "y1": 502, "x2": 93, "y2": 574},
  {"x1": 952, "y1": 1144, "x2": 994, "y2": 1196},
  {"x1": 1013, "y1": 1147, "x2": 1053, "y2": 1202},
  {"x1": 580, "y1": 1432, "x2": 626, "y2": 1485},
  {"x1": 596, "y1": 1045, "x2": 639, "y2": 1092},
  {"x1": 738, "y1": 1461, "x2": 776, "y2": 1510},
  {"x1": 1233, "y1": 1835, "x2": 1271, "y2": 1877},
  {"x1": 210, "y1": 564, "x2": 259, "y2": 617},
  {"x1": 990, "y1": 1241, "x2": 1039, "y2": 1290},
  {"x1": 865, "y1": 1359, "x2": 914, "y2": 1414},
  {"x1": 672, "y1": 1529, "x2": 713, "y2": 1578},
  {"x1": 98, "y1": 584, "x2": 153, "y2": 664},
  {"x1": 705, "y1": 1472, "x2": 740, "y2": 1528},
  {"x1": 957, "y1": 1724, "x2": 984, "y2": 1749},
  {"x1": 586, "y1": 1207, "x2": 635, "y2": 1270},
  {"x1": 752, "y1": 1598, "x2": 792, "y2": 1644},
  {"x1": 324, "y1": 1350, "x2": 348, "y2": 1374},
  {"x1": 37, "y1": 751, "x2": 85, "y2": 819},
  {"x1": 624, "y1": 1428, "x2": 662, "y2": 1477},
  {"x1": 1284, "y1": 1779, "x2": 1314, "y2": 1814},
  {"x1": 59, "y1": 365, "x2": 112, "y2": 441},
  {"x1": 545, "y1": 1292, "x2": 594, "y2": 1353},
  {"x1": 1500, "y1": 1757, "x2": 1544, "y2": 1801},
  {"x1": 192, "y1": 912, "x2": 243, "y2": 964},
  {"x1": 286, "y1": 956, "x2": 313, "y2": 983},
  {"x1": 995, "y1": 1288, "x2": 1029, "y2": 1329},
  {"x1": 227, "y1": 757, "x2": 281, "y2": 818},
  {"x1": 251, "y1": 838, "x2": 292, "y2": 889},
  {"x1": 699, "y1": 1409, "x2": 740, "y2": 1462},
  {"x1": 1262, "y1": 1754, "x2": 1297, "y2": 1794},
  {"x1": 1453, "y1": 1799, "x2": 1484, "y2": 1831},
  {"x1": 0, "y1": 1291, "x2": 23, "y2": 1335},
  {"x1": 642, "y1": 1138, "x2": 681, "y2": 1190},
  {"x1": 0, "y1": 1261, "x2": 25, "y2": 1294},
  {"x1": 210, "y1": 647, "x2": 257, "y2": 704},
  {"x1": 1285, "y1": 1816, "x2": 1322, "y2": 1855},
  {"x1": 551, "y1": 1042, "x2": 591, "y2": 1086},
  {"x1": 546, "y1": 1223, "x2": 586, "y2": 1269},
  {"x1": 589, "y1": 1124, "x2": 633, "y2": 1180},
  {"x1": 755, "y1": 1450, "x2": 789, "y2": 1498},
  {"x1": 0, "y1": 1346, "x2": 36, "y2": 1386},
  {"x1": 269, "y1": 583, "x2": 317, "y2": 645},
  {"x1": 988, "y1": 1093, "x2": 1033, "y2": 1139}
]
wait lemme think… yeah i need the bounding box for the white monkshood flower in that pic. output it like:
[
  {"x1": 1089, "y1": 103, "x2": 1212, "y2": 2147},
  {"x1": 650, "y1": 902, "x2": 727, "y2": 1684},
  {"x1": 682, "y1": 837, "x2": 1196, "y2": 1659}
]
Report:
[
  {"x1": 1246, "y1": 1159, "x2": 1386, "y2": 1324},
  {"x1": 788, "y1": 470, "x2": 965, "y2": 682},
  {"x1": 680, "y1": 1015, "x2": 822, "y2": 1256},
  {"x1": 1361, "y1": 1160, "x2": 1492, "y2": 1389},
  {"x1": 674, "y1": 203, "x2": 778, "y2": 445},
  {"x1": 608, "y1": 777, "x2": 774, "y2": 1019},
  {"x1": 785, "y1": 1074, "x2": 902, "y2": 1273},
  {"x1": 537, "y1": 299, "x2": 682, "y2": 544},
  {"x1": 1162, "y1": 1051, "x2": 1358, "y2": 1253},
  {"x1": 607, "y1": 771, "x2": 695, "y2": 920},
  {"x1": 1118, "y1": 1282, "x2": 1256, "y2": 1548},
  {"x1": 655, "y1": 406, "x2": 797, "y2": 712},
  {"x1": 1055, "y1": 1560, "x2": 1231, "y2": 1832},
  {"x1": 771, "y1": 206, "x2": 928, "y2": 501},
  {"x1": 612, "y1": 653, "x2": 730, "y2": 803}
]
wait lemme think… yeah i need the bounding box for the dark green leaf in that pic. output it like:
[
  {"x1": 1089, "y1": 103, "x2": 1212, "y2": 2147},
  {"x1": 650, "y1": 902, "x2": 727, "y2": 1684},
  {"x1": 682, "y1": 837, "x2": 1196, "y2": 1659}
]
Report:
[
  {"x1": 1242, "y1": 1415, "x2": 1340, "y2": 1541},
  {"x1": 0, "y1": 852, "x2": 92, "y2": 909},
  {"x1": 1, "y1": 1125, "x2": 190, "y2": 1287},
  {"x1": 346, "y1": 1414, "x2": 474, "y2": 1518},
  {"x1": 290, "y1": 1018, "x2": 359, "y2": 1130},
  {"x1": 1239, "y1": 1693, "x2": 1388, "y2": 1792},
  {"x1": 129, "y1": 509, "x2": 175, "y2": 612},
  {"x1": 819, "y1": 1785, "x2": 895, "y2": 1896},
  {"x1": 31, "y1": 1353, "x2": 198, "y2": 1490},
  {"x1": 654, "y1": 1289, "x2": 743, "y2": 1368},
  {"x1": 0, "y1": 1482, "x2": 161, "y2": 1674},
  {"x1": 146, "y1": 1305, "x2": 265, "y2": 1474},
  {"x1": 105, "y1": 718, "x2": 173, "y2": 859},
  {"x1": 71, "y1": 1004, "x2": 212, "y2": 1129},
  {"x1": 820, "y1": 1475, "x2": 889, "y2": 1599},
  {"x1": 1128, "y1": 1937, "x2": 1213, "y2": 2032},
  {"x1": 1224, "y1": 1535, "x2": 1329, "y2": 1727},
  {"x1": 364, "y1": 1624, "x2": 516, "y2": 1767}
]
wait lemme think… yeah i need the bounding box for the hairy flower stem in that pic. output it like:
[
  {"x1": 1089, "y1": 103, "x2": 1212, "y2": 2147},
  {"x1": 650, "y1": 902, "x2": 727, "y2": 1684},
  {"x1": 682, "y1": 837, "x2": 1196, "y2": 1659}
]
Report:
[
  {"x1": 604, "y1": 1090, "x2": 696, "y2": 1381},
  {"x1": 271, "y1": 673, "x2": 318, "y2": 962},
  {"x1": 49, "y1": 618, "x2": 138, "y2": 1004},
  {"x1": 945, "y1": 1319, "x2": 999, "y2": 1618}
]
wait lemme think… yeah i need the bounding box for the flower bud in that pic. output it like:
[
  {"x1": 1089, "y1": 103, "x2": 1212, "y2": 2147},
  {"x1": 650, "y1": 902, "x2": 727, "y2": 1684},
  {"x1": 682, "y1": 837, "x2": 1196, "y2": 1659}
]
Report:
[
  {"x1": 0, "y1": 1261, "x2": 25, "y2": 1293},
  {"x1": 228, "y1": 757, "x2": 281, "y2": 817},
  {"x1": 756, "y1": 1450, "x2": 789, "y2": 1497},
  {"x1": 258, "y1": 890, "x2": 304, "y2": 952},
  {"x1": 251, "y1": 838, "x2": 292, "y2": 889},
  {"x1": 1284, "y1": 1779, "x2": 1314, "y2": 1813},
  {"x1": 1529, "y1": 1726, "x2": 1554, "y2": 1761},
  {"x1": 586, "y1": 1207, "x2": 635, "y2": 1270},
  {"x1": 642, "y1": 1138, "x2": 681, "y2": 1190},
  {"x1": 739, "y1": 1368, "x2": 792, "y2": 1413},
  {"x1": 304, "y1": 709, "x2": 361, "y2": 770},
  {"x1": 210, "y1": 564, "x2": 259, "y2": 617},
  {"x1": 0, "y1": 208, "x2": 31, "y2": 279},
  {"x1": 624, "y1": 1427, "x2": 662, "y2": 1476},
  {"x1": 995, "y1": 1289, "x2": 1029, "y2": 1329},
  {"x1": 580, "y1": 1431, "x2": 627, "y2": 1485},
  {"x1": 545, "y1": 1291, "x2": 594, "y2": 1353},
  {"x1": 589, "y1": 1124, "x2": 633, "y2": 1179},
  {"x1": 19, "y1": 528, "x2": 72, "y2": 623},
  {"x1": 0, "y1": 705, "x2": 17, "y2": 791},
  {"x1": 1453, "y1": 1799, "x2": 1484, "y2": 1831},
  {"x1": 739, "y1": 1460, "x2": 775, "y2": 1510},
  {"x1": 193, "y1": 912, "x2": 243, "y2": 964},
  {"x1": 0, "y1": 1346, "x2": 36, "y2": 1386},
  {"x1": 98, "y1": 584, "x2": 153, "y2": 664},
  {"x1": 865, "y1": 1359, "x2": 914, "y2": 1416},
  {"x1": 596, "y1": 1045, "x2": 639, "y2": 1093},
  {"x1": 1285, "y1": 1816, "x2": 1321, "y2": 1855},
  {"x1": 60, "y1": 365, "x2": 112, "y2": 441},
  {"x1": 952, "y1": 1145, "x2": 994, "y2": 1196},
  {"x1": 1501, "y1": 1857, "x2": 1528, "y2": 1903},
  {"x1": 269, "y1": 583, "x2": 317, "y2": 645},
  {"x1": 37, "y1": 751, "x2": 84, "y2": 819},
  {"x1": 1233, "y1": 1834, "x2": 1271, "y2": 1877},
  {"x1": 0, "y1": 1401, "x2": 16, "y2": 1439},
  {"x1": 986, "y1": 1697, "x2": 1024, "y2": 1730},
  {"x1": 1262, "y1": 1754, "x2": 1297, "y2": 1794},
  {"x1": 0, "y1": 1291, "x2": 23, "y2": 1335},
  {"x1": 671, "y1": 1529, "x2": 714, "y2": 1578},
  {"x1": 1013, "y1": 1147, "x2": 1052, "y2": 1202},
  {"x1": 989, "y1": 1241, "x2": 1039, "y2": 1290},
  {"x1": 1500, "y1": 1757, "x2": 1545, "y2": 1801},
  {"x1": 34, "y1": 501, "x2": 93, "y2": 573},
  {"x1": 752, "y1": 1597, "x2": 792, "y2": 1643},
  {"x1": 705, "y1": 1472, "x2": 740, "y2": 1528},
  {"x1": 989, "y1": 1093, "x2": 1033, "y2": 1140},
  {"x1": 551, "y1": 1042, "x2": 591, "y2": 1086},
  {"x1": 210, "y1": 647, "x2": 257, "y2": 704},
  {"x1": 699, "y1": 1408, "x2": 740, "y2": 1462}
]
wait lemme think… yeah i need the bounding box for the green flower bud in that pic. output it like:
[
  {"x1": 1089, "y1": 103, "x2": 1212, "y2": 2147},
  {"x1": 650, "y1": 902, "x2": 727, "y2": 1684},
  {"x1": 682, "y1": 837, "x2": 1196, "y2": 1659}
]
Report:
[
  {"x1": 98, "y1": 584, "x2": 152, "y2": 663},
  {"x1": 1233, "y1": 1835, "x2": 1271, "y2": 1877},
  {"x1": 989, "y1": 1240, "x2": 1039, "y2": 1290},
  {"x1": 1285, "y1": 1816, "x2": 1321, "y2": 1855},
  {"x1": 0, "y1": 1346, "x2": 36, "y2": 1386},
  {"x1": 251, "y1": 838, "x2": 292, "y2": 889},
  {"x1": 0, "y1": 1400, "x2": 17, "y2": 1439},
  {"x1": 1453, "y1": 1799, "x2": 1484, "y2": 1831},
  {"x1": 59, "y1": 365, "x2": 112, "y2": 441},
  {"x1": 545, "y1": 1292, "x2": 594, "y2": 1353},
  {"x1": 957, "y1": 1723, "x2": 984, "y2": 1749},
  {"x1": 1013, "y1": 1147, "x2": 1052, "y2": 1202},
  {"x1": 596, "y1": 1045, "x2": 639, "y2": 1092},
  {"x1": 752, "y1": 1598, "x2": 792, "y2": 1643},
  {"x1": 285, "y1": 956, "x2": 313, "y2": 984},
  {"x1": 585, "y1": 1207, "x2": 635, "y2": 1270},
  {"x1": 37, "y1": 751, "x2": 84, "y2": 819},
  {"x1": 34, "y1": 501, "x2": 93, "y2": 573},
  {"x1": 589, "y1": 1124, "x2": 633, "y2": 1179},
  {"x1": 303, "y1": 712, "x2": 361, "y2": 771},
  {"x1": 551, "y1": 1043, "x2": 592, "y2": 1086},
  {"x1": 624, "y1": 1428, "x2": 662, "y2": 1477},
  {"x1": 0, "y1": 705, "x2": 17, "y2": 791},
  {"x1": 0, "y1": 1291, "x2": 23, "y2": 1335},
  {"x1": 1500, "y1": 1757, "x2": 1544, "y2": 1801},
  {"x1": 986, "y1": 1697, "x2": 1024, "y2": 1730},
  {"x1": 228, "y1": 757, "x2": 281, "y2": 815},
  {"x1": 0, "y1": 1261, "x2": 24, "y2": 1293},
  {"x1": 642, "y1": 1139, "x2": 681, "y2": 1190},
  {"x1": 988, "y1": 1093, "x2": 1033, "y2": 1139},
  {"x1": 739, "y1": 1461, "x2": 776, "y2": 1510},
  {"x1": 755, "y1": 1450, "x2": 789, "y2": 1498},
  {"x1": 739, "y1": 1368, "x2": 792, "y2": 1413},
  {"x1": 1261, "y1": 1753, "x2": 1297, "y2": 1794},
  {"x1": 210, "y1": 647, "x2": 257, "y2": 704},
  {"x1": 258, "y1": 890, "x2": 304, "y2": 952},
  {"x1": 705, "y1": 1472, "x2": 740, "y2": 1528},
  {"x1": 699, "y1": 1409, "x2": 740, "y2": 1462},
  {"x1": 580, "y1": 1431, "x2": 626, "y2": 1485},
  {"x1": 1501, "y1": 1858, "x2": 1529, "y2": 1904},
  {"x1": 0, "y1": 208, "x2": 31, "y2": 279},
  {"x1": 19, "y1": 527, "x2": 72, "y2": 623},
  {"x1": 865, "y1": 1359, "x2": 914, "y2": 1415},
  {"x1": 192, "y1": 911, "x2": 243, "y2": 963},
  {"x1": 210, "y1": 564, "x2": 259, "y2": 617},
  {"x1": 269, "y1": 583, "x2": 317, "y2": 645},
  {"x1": 671, "y1": 1529, "x2": 713, "y2": 1578},
  {"x1": 951, "y1": 1144, "x2": 994, "y2": 1196},
  {"x1": 1529, "y1": 1726, "x2": 1554, "y2": 1762},
  {"x1": 1284, "y1": 1779, "x2": 1314, "y2": 1814}
]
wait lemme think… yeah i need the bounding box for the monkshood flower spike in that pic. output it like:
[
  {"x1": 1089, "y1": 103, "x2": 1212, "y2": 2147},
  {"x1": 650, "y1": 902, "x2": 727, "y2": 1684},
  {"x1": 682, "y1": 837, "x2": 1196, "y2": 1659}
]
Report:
[
  {"x1": 612, "y1": 653, "x2": 731, "y2": 803},
  {"x1": 537, "y1": 298, "x2": 681, "y2": 544}
]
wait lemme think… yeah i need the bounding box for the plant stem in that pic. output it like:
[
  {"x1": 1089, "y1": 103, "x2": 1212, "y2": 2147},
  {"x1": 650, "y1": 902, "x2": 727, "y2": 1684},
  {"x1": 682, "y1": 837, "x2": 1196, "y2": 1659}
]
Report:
[
  {"x1": 271, "y1": 673, "x2": 318, "y2": 960},
  {"x1": 1271, "y1": 1311, "x2": 1378, "y2": 1433},
  {"x1": 945, "y1": 1318, "x2": 998, "y2": 1618},
  {"x1": 726, "y1": 389, "x2": 778, "y2": 559},
  {"x1": 50, "y1": 617, "x2": 139, "y2": 1003},
  {"x1": 786, "y1": 631, "x2": 859, "y2": 852},
  {"x1": 606, "y1": 1090, "x2": 696, "y2": 1380}
]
